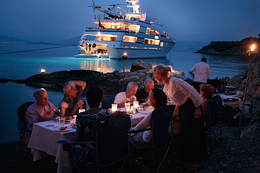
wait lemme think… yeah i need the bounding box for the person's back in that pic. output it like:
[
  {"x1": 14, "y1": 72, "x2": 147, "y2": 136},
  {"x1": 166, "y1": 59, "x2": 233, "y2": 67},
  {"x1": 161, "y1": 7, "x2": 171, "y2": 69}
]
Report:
[
  {"x1": 190, "y1": 57, "x2": 210, "y2": 92},
  {"x1": 76, "y1": 108, "x2": 110, "y2": 141},
  {"x1": 76, "y1": 86, "x2": 110, "y2": 142}
]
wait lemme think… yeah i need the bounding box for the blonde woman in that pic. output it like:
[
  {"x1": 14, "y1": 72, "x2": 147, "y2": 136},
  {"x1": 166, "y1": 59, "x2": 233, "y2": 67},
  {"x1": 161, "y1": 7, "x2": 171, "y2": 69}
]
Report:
[{"x1": 153, "y1": 64, "x2": 208, "y2": 171}]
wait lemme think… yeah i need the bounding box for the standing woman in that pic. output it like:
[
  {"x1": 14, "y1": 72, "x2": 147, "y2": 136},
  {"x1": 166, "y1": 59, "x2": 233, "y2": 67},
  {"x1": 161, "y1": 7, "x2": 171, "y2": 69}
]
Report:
[{"x1": 153, "y1": 64, "x2": 208, "y2": 171}]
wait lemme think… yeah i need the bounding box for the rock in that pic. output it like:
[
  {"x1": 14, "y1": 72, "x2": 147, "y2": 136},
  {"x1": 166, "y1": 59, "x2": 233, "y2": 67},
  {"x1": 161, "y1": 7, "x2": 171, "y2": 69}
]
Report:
[
  {"x1": 119, "y1": 76, "x2": 139, "y2": 83},
  {"x1": 130, "y1": 59, "x2": 152, "y2": 72},
  {"x1": 227, "y1": 58, "x2": 260, "y2": 101}
]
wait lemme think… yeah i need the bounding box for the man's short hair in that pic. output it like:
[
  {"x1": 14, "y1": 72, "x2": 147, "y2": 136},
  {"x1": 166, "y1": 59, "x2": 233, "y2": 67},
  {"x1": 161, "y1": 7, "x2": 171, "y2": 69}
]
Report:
[
  {"x1": 63, "y1": 81, "x2": 75, "y2": 93},
  {"x1": 144, "y1": 79, "x2": 153, "y2": 87},
  {"x1": 127, "y1": 82, "x2": 138, "y2": 91},
  {"x1": 151, "y1": 88, "x2": 167, "y2": 108},
  {"x1": 34, "y1": 88, "x2": 46, "y2": 98},
  {"x1": 86, "y1": 86, "x2": 104, "y2": 108},
  {"x1": 201, "y1": 57, "x2": 207, "y2": 62}
]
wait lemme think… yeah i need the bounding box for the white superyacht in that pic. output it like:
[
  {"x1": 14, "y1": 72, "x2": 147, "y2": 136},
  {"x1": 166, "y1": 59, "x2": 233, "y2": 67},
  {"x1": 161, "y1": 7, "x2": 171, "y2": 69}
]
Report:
[{"x1": 75, "y1": 0, "x2": 175, "y2": 59}]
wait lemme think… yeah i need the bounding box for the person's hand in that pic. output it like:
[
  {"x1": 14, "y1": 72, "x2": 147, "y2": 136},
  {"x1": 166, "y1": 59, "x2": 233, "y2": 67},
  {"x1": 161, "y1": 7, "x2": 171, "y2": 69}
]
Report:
[
  {"x1": 194, "y1": 107, "x2": 201, "y2": 119},
  {"x1": 130, "y1": 97, "x2": 135, "y2": 102},
  {"x1": 76, "y1": 99, "x2": 84, "y2": 108}
]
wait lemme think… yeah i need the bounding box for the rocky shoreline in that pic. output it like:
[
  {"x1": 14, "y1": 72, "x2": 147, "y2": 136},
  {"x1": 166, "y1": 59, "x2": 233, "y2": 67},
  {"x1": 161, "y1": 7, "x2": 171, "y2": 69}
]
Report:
[{"x1": 0, "y1": 59, "x2": 229, "y2": 96}]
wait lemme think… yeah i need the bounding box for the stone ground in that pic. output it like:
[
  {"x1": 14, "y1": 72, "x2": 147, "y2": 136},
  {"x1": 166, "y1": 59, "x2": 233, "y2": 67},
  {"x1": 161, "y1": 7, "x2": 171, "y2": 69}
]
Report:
[{"x1": 1, "y1": 122, "x2": 260, "y2": 173}]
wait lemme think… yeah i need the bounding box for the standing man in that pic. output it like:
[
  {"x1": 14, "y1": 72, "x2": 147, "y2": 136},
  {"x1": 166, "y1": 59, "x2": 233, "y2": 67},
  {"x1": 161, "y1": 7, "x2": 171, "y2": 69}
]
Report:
[
  {"x1": 59, "y1": 80, "x2": 86, "y2": 117},
  {"x1": 114, "y1": 82, "x2": 138, "y2": 108},
  {"x1": 189, "y1": 57, "x2": 210, "y2": 92},
  {"x1": 136, "y1": 79, "x2": 154, "y2": 103}
]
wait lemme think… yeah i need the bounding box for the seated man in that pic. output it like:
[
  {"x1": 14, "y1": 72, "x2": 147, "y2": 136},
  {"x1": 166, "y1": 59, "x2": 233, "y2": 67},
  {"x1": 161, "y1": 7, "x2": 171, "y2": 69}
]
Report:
[
  {"x1": 136, "y1": 79, "x2": 154, "y2": 103},
  {"x1": 76, "y1": 86, "x2": 110, "y2": 142},
  {"x1": 59, "y1": 80, "x2": 86, "y2": 117},
  {"x1": 25, "y1": 88, "x2": 57, "y2": 143},
  {"x1": 114, "y1": 82, "x2": 138, "y2": 108}
]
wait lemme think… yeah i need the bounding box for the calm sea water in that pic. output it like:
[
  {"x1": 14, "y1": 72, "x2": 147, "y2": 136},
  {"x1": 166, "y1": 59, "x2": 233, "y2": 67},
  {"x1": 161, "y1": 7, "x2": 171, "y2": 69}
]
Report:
[{"x1": 0, "y1": 43, "x2": 256, "y2": 144}]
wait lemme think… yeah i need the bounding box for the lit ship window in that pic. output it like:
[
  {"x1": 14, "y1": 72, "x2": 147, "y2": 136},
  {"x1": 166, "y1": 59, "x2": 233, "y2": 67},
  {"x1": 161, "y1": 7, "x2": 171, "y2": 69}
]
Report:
[
  {"x1": 122, "y1": 36, "x2": 137, "y2": 43},
  {"x1": 146, "y1": 28, "x2": 161, "y2": 36},
  {"x1": 143, "y1": 38, "x2": 160, "y2": 45}
]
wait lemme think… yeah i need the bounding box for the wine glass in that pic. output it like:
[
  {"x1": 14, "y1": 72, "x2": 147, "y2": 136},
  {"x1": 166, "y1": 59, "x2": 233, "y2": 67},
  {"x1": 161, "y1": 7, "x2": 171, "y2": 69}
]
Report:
[{"x1": 54, "y1": 108, "x2": 60, "y2": 116}]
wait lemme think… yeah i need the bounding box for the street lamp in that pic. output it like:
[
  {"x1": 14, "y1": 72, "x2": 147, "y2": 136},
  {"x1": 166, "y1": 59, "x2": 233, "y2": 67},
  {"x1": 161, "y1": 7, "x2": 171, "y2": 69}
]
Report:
[
  {"x1": 122, "y1": 52, "x2": 128, "y2": 91},
  {"x1": 240, "y1": 44, "x2": 259, "y2": 129}
]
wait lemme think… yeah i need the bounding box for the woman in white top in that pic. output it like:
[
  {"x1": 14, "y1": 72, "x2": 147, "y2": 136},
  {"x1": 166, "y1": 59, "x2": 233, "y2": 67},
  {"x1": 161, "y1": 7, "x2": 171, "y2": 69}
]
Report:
[{"x1": 153, "y1": 64, "x2": 208, "y2": 171}]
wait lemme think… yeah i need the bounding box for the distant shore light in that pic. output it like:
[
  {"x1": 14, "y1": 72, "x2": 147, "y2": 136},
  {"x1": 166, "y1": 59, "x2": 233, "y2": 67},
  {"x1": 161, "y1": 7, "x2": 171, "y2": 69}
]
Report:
[{"x1": 41, "y1": 69, "x2": 46, "y2": 73}]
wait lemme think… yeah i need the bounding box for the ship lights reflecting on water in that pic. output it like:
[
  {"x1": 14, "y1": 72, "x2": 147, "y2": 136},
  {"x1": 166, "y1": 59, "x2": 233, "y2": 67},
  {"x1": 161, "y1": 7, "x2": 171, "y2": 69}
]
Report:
[{"x1": 79, "y1": 60, "x2": 116, "y2": 73}]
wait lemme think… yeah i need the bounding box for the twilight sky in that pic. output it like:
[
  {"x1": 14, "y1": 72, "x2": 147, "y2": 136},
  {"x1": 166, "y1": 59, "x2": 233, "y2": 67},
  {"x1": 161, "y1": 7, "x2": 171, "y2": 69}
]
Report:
[{"x1": 1, "y1": 0, "x2": 259, "y2": 42}]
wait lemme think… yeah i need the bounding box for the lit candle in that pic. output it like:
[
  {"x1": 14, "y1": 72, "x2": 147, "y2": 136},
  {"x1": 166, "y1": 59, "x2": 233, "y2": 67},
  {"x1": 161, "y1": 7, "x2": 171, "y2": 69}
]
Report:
[
  {"x1": 78, "y1": 109, "x2": 85, "y2": 113},
  {"x1": 111, "y1": 104, "x2": 117, "y2": 112},
  {"x1": 133, "y1": 101, "x2": 139, "y2": 108},
  {"x1": 125, "y1": 102, "x2": 130, "y2": 113}
]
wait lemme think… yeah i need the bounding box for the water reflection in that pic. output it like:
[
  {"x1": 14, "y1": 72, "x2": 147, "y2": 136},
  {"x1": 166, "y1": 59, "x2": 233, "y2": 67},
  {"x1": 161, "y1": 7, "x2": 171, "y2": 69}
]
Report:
[{"x1": 79, "y1": 59, "x2": 116, "y2": 73}]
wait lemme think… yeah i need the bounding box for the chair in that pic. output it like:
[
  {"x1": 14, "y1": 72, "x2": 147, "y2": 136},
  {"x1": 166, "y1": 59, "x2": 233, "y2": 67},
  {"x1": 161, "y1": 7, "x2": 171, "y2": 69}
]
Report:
[
  {"x1": 101, "y1": 95, "x2": 115, "y2": 109},
  {"x1": 58, "y1": 111, "x2": 131, "y2": 173},
  {"x1": 129, "y1": 105, "x2": 175, "y2": 173},
  {"x1": 17, "y1": 102, "x2": 34, "y2": 152},
  {"x1": 204, "y1": 95, "x2": 223, "y2": 147},
  {"x1": 17, "y1": 101, "x2": 34, "y2": 127}
]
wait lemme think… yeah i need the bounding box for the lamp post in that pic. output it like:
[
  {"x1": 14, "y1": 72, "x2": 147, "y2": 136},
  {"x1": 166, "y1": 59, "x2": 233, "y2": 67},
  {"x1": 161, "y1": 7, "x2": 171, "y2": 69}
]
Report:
[
  {"x1": 122, "y1": 53, "x2": 128, "y2": 91},
  {"x1": 239, "y1": 44, "x2": 258, "y2": 129}
]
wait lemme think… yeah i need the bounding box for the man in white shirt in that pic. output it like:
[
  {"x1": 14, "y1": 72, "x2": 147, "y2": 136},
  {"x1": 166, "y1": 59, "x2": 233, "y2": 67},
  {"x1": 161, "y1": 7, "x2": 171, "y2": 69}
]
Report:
[
  {"x1": 114, "y1": 82, "x2": 138, "y2": 108},
  {"x1": 189, "y1": 57, "x2": 210, "y2": 92}
]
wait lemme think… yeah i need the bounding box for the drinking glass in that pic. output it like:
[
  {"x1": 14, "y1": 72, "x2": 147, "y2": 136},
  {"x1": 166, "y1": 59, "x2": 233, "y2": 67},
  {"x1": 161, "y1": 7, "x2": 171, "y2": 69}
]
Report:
[
  {"x1": 59, "y1": 117, "x2": 65, "y2": 127},
  {"x1": 54, "y1": 108, "x2": 60, "y2": 116}
]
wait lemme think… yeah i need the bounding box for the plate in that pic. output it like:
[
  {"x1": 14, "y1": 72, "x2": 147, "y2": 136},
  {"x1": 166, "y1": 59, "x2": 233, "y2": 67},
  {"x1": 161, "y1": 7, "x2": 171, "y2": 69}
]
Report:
[{"x1": 54, "y1": 126, "x2": 72, "y2": 132}]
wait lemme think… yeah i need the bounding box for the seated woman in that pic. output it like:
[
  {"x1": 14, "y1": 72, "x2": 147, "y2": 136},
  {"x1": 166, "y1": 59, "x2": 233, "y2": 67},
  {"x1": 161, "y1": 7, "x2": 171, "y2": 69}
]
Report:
[
  {"x1": 200, "y1": 84, "x2": 215, "y2": 116},
  {"x1": 131, "y1": 88, "x2": 176, "y2": 145},
  {"x1": 200, "y1": 84, "x2": 215, "y2": 127}
]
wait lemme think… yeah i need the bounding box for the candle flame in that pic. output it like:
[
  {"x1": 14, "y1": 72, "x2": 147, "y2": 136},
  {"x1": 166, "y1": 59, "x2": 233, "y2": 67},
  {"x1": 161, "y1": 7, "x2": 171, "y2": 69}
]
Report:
[{"x1": 251, "y1": 44, "x2": 255, "y2": 51}]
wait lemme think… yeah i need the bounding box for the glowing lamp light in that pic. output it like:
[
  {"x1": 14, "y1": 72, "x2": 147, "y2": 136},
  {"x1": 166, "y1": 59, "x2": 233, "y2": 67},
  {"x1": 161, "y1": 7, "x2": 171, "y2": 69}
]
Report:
[
  {"x1": 245, "y1": 44, "x2": 258, "y2": 59},
  {"x1": 97, "y1": 68, "x2": 100, "y2": 71},
  {"x1": 122, "y1": 52, "x2": 128, "y2": 59},
  {"x1": 133, "y1": 101, "x2": 139, "y2": 108},
  {"x1": 251, "y1": 44, "x2": 255, "y2": 51},
  {"x1": 111, "y1": 104, "x2": 118, "y2": 112},
  {"x1": 41, "y1": 69, "x2": 45, "y2": 73}
]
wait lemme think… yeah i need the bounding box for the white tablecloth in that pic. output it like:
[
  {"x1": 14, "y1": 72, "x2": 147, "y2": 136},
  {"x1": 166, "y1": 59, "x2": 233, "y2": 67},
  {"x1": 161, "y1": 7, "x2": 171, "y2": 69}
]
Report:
[
  {"x1": 27, "y1": 109, "x2": 153, "y2": 173},
  {"x1": 218, "y1": 94, "x2": 242, "y2": 110},
  {"x1": 28, "y1": 120, "x2": 77, "y2": 173},
  {"x1": 119, "y1": 106, "x2": 154, "y2": 127}
]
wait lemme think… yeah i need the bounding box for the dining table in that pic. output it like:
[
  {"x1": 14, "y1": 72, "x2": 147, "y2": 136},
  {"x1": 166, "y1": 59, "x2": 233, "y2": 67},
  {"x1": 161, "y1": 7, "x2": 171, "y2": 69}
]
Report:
[
  {"x1": 27, "y1": 107, "x2": 154, "y2": 173},
  {"x1": 27, "y1": 119, "x2": 77, "y2": 173}
]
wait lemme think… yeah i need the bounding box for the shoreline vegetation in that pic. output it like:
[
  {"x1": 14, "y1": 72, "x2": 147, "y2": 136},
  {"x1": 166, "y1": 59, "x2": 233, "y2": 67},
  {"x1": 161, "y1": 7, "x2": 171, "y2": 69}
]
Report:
[{"x1": 195, "y1": 36, "x2": 260, "y2": 56}]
